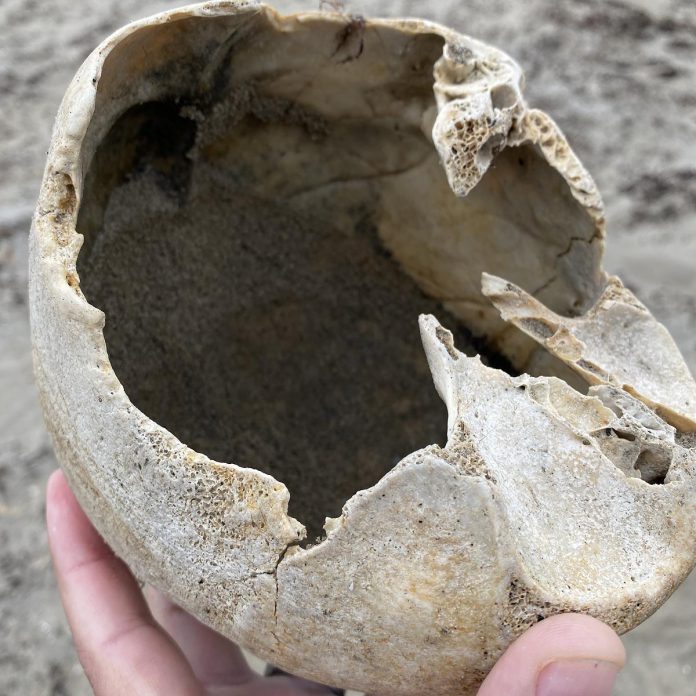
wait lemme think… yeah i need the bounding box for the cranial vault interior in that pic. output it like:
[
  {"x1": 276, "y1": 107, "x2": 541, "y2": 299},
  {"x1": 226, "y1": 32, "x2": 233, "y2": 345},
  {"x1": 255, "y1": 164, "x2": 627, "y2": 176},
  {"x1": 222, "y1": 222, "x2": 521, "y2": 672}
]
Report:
[{"x1": 76, "y1": 13, "x2": 599, "y2": 540}]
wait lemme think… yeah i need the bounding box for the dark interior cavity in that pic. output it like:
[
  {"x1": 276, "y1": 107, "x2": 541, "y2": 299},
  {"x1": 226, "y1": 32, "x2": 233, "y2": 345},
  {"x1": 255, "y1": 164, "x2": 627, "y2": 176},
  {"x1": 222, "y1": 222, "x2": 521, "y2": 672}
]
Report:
[
  {"x1": 77, "y1": 96, "x2": 510, "y2": 541},
  {"x1": 76, "y1": 15, "x2": 602, "y2": 539}
]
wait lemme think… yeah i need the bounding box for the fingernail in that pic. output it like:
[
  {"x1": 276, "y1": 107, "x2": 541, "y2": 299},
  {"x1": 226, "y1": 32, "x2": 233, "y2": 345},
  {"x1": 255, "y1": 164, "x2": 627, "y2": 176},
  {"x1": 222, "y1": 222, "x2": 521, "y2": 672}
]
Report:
[{"x1": 537, "y1": 659, "x2": 621, "y2": 696}]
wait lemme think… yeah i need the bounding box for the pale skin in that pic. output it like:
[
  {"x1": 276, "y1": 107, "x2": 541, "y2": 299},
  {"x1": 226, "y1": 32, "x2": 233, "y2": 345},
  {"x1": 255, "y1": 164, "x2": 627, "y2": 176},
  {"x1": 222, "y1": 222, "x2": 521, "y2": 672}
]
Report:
[{"x1": 46, "y1": 470, "x2": 626, "y2": 696}]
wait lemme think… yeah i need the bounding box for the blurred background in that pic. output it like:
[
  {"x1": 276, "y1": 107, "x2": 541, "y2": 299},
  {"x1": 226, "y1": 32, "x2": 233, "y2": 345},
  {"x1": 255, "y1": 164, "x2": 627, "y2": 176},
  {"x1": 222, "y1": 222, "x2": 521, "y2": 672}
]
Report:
[{"x1": 1, "y1": 0, "x2": 695, "y2": 693}]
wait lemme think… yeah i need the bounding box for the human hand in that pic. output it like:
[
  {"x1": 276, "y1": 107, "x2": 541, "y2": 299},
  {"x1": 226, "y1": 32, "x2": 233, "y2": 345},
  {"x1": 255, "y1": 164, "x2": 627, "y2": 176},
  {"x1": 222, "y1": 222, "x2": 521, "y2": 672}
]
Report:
[{"x1": 46, "y1": 470, "x2": 625, "y2": 696}]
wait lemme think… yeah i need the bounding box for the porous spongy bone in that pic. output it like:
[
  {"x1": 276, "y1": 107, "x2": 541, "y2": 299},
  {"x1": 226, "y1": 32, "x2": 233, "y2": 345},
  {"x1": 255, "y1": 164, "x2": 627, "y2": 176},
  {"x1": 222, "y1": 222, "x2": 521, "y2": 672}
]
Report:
[{"x1": 28, "y1": 2, "x2": 696, "y2": 695}]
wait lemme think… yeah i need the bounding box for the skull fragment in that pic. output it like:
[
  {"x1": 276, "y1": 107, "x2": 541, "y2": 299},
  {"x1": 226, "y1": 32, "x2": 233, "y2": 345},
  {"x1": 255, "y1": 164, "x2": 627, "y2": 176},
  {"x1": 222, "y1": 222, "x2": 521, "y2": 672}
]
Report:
[{"x1": 29, "y1": 2, "x2": 696, "y2": 695}]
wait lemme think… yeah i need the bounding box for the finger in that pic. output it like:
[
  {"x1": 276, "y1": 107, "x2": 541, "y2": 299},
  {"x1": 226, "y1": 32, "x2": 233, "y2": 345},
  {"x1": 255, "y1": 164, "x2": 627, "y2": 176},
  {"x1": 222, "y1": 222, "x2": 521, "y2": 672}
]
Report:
[
  {"x1": 223, "y1": 675, "x2": 343, "y2": 696},
  {"x1": 46, "y1": 469, "x2": 202, "y2": 696},
  {"x1": 146, "y1": 586, "x2": 255, "y2": 688},
  {"x1": 265, "y1": 665, "x2": 344, "y2": 695},
  {"x1": 477, "y1": 613, "x2": 625, "y2": 696}
]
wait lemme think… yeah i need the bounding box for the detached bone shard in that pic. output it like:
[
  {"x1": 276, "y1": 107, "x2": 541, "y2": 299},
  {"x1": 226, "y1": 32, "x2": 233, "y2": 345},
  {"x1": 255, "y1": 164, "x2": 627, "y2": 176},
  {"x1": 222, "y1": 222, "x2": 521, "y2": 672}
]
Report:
[{"x1": 29, "y1": 2, "x2": 696, "y2": 695}]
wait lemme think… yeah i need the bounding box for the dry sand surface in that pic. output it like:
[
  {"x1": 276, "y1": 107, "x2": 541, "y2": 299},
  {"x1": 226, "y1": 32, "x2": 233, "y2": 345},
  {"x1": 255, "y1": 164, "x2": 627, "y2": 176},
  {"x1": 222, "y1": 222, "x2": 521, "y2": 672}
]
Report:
[{"x1": 1, "y1": 0, "x2": 695, "y2": 693}]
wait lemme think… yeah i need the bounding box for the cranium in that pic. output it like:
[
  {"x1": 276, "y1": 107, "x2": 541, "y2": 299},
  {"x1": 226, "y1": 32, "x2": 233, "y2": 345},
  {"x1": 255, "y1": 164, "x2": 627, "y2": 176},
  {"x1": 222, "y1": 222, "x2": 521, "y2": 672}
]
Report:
[{"x1": 29, "y1": 2, "x2": 696, "y2": 694}]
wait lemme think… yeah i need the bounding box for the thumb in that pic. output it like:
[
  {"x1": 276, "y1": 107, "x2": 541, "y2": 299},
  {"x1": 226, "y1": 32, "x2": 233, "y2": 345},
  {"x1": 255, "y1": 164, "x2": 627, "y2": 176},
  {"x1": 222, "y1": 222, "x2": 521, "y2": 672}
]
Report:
[{"x1": 478, "y1": 614, "x2": 626, "y2": 696}]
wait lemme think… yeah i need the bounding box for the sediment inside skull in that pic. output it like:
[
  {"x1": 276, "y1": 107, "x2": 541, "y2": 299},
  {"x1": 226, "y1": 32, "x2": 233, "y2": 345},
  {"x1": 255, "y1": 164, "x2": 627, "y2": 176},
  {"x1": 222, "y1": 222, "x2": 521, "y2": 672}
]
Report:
[
  {"x1": 77, "y1": 98, "x2": 498, "y2": 540},
  {"x1": 75, "y1": 13, "x2": 601, "y2": 540}
]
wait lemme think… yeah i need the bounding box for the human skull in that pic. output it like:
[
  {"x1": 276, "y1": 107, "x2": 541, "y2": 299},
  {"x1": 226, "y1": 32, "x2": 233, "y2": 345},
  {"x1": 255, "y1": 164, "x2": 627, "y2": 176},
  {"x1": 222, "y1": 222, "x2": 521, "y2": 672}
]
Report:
[{"x1": 29, "y1": 2, "x2": 696, "y2": 694}]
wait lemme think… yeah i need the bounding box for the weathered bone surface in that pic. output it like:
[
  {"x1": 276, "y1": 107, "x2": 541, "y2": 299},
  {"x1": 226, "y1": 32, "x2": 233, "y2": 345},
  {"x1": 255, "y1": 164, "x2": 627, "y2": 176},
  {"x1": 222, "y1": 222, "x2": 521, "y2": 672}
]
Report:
[{"x1": 28, "y1": 2, "x2": 696, "y2": 694}]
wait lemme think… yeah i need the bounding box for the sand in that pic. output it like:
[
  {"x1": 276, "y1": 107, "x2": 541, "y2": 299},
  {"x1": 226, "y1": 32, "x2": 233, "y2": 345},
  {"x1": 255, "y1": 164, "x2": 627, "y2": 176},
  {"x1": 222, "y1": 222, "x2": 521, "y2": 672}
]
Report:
[{"x1": 1, "y1": 0, "x2": 695, "y2": 693}]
